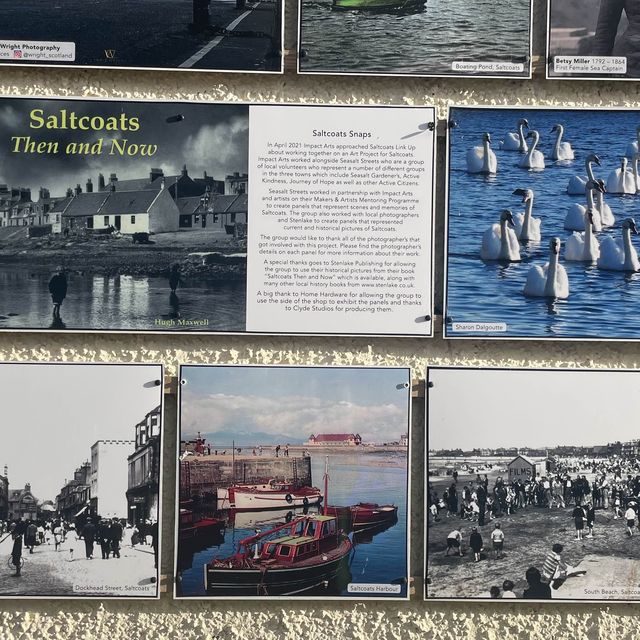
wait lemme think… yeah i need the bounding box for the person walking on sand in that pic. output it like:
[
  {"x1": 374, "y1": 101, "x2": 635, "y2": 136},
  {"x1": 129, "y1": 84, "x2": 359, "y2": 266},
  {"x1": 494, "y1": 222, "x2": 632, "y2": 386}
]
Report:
[
  {"x1": 490, "y1": 522, "x2": 504, "y2": 559},
  {"x1": 275, "y1": 445, "x2": 281, "y2": 458},
  {"x1": 625, "y1": 504, "x2": 637, "y2": 536},
  {"x1": 469, "y1": 526, "x2": 483, "y2": 562},
  {"x1": 48, "y1": 266, "x2": 68, "y2": 319},
  {"x1": 445, "y1": 528, "x2": 463, "y2": 557},
  {"x1": 572, "y1": 503, "x2": 586, "y2": 540},
  {"x1": 585, "y1": 502, "x2": 596, "y2": 538}
]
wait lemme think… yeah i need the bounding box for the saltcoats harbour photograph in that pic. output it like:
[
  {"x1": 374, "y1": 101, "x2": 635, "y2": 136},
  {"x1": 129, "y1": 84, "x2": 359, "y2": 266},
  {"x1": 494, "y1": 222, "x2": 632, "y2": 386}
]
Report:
[
  {"x1": 175, "y1": 366, "x2": 410, "y2": 599},
  {"x1": 445, "y1": 107, "x2": 640, "y2": 340},
  {"x1": 0, "y1": 98, "x2": 249, "y2": 333},
  {"x1": 298, "y1": 0, "x2": 531, "y2": 77}
]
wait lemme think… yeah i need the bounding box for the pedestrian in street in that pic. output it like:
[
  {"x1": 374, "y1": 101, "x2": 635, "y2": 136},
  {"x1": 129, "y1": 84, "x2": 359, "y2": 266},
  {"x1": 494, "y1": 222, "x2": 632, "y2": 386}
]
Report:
[
  {"x1": 151, "y1": 520, "x2": 159, "y2": 570},
  {"x1": 98, "y1": 519, "x2": 111, "y2": 560},
  {"x1": 25, "y1": 521, "x2": 37, "y2": 554},
  {"x1": 53, "y1": 522, "x2": 64, "y2": 551},
  {"x1": 110, "y1": 518, "x2": 123, "y2": 558},
  {"x1": 10, "y1": 523, "x2": 23, "y2": 577},
  {"x1": 83, "y1": 519, "x2": 96, "y2": 559},
  {"x1": 37, "y1": 524, "x2": 45, "y2": 545}
]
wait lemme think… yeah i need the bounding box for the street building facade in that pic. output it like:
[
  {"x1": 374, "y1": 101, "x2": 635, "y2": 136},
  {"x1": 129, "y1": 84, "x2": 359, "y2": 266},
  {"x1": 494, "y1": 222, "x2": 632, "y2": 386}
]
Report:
[
  {"x1": 89, "y1": 440, "x2": 134, "y2": 519},
  {"x1": 126, "y1": 405, "x2": 161, "y2": 524},
  {"x1": 56, "y1": 463, "x2": 91, "y2": 521},
  {"x1": 306, "y1": 433, "x2": 363, "y2": 446},
  {"x1": 8, "y1": 482, "x2": 38, "y2": 521}
]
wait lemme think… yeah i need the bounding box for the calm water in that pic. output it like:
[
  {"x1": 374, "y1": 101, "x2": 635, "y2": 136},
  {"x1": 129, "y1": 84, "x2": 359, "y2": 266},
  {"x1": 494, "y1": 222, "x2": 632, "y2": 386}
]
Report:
[
  {"x1": 0, "y1": 268, "x2": 245, "y2": 332},
  {"x1": 178, "y1": 452, "x2": 408, "y2": 598},
  {"x1": 299, "y1": 0, "x2": 530, "y2": 75},
  {"x1": 446, "y1": 108, "x2": 640, "y2": 340}
]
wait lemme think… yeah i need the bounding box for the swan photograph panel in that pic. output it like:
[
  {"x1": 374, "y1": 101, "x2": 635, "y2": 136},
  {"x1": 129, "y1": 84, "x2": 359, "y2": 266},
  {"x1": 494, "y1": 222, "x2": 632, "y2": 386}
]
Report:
[
  {"x1": 547, "y1": 0, "x2": 639, "y2": 80},
  {"x1": 426, "y1": 365, "x2": 640, "y2": 602},
  {"x1": 445, "y1": 105, "x2": 640, "y2": 341}
]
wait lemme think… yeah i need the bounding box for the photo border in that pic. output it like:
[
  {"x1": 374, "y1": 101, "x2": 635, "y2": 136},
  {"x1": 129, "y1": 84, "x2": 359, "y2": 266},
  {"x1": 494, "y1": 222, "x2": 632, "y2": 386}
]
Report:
[
  {"x1": 424, "y1": 364, "x2": 640, "y2": 604},
  {"x1": 296, "y1": 0, "x2": 533, "y2": 80},
  {"x1": 0, "y1": 95, "x2": 436, "y2": 339},
  {"x1": 443, "y1": 103, "x2": 640, "y2": 342},
  {"x1": 174, "y1": 362, "x2": 412, "y2": 601},
  {"x1": 0, "y1": 360, "x2": 165, "y2": 600},
  {"x1": 544, "y1": 0, "x2": 634, "y2": 81},
  {"x1": 0, "y1": 2, "x2": 285, "y2": 75}
]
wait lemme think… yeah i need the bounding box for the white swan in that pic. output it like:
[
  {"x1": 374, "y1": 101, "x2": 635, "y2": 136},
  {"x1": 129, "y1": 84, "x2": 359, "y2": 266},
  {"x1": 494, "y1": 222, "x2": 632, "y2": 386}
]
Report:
[
  {"x1": 523, "y1": 237, "x2": 569, "y2": 299},
  {"x1": 633, "y1": 153, "x2": 640, "y2": 192},
  {"x1": 566, "y1": 209, "x2": 600, "y2": 262},
  {"x1": 606, "y1": 157, "x2": 636, "y2": 194},
  {"x1": 501, "y1": 118, "x2": 529, "y2": 152},
  {"x1": 512, "y1": 188, "x2": 542, "y2": 242},
  {"x1": 597, "y1": 218, "x2": 640, "y2": 272},
  {"x1": 594, "y1": 178, "x2": 615, "y2": 227},
  {"x1": 567, "y1": 154, "x2": 600, "y2": 195},
  {"x1": 564, "y1": 180, "x2": 604, "y2": 232},
  {"x1": 551, "y1": 124, "x2": 575, "y2": 161},
  {"x1": 480, "y1": 209, "x2": 521, "y2": 261},
  {"x1": 519, "y1": 130, "x2": 545, "y2": 170},
  {"x1": 467, "y1": 132, "x2": 497, "y2": 175},
  {"x1": 625, "y1": 125, "x2": 640, "y2": 158}
]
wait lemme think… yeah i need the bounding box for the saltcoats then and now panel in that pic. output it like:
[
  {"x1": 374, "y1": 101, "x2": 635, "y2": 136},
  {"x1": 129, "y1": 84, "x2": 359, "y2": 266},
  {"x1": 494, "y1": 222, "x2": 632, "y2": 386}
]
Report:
[
  {"x1": 426, "y1": 366, "x2": 640, "y2": 603},
  {"x1": 0, "y1": 362, "x2": 163, "y2": 599},
  {"x1": 175, "y1": 365, "x2": 411, "y2": 600},
  {"x1": 445, "y1": 106, "x2": 640, "y2": 341},
  {"x1": 0, "y1": 97, "x2": 435, "y2": 337}
]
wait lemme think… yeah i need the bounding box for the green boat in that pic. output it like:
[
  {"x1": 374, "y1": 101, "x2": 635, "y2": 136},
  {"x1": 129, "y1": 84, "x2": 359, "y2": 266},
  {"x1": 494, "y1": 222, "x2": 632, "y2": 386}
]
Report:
[{"x1": 332, "y1": 0, "x2": 425, "y2": 11}]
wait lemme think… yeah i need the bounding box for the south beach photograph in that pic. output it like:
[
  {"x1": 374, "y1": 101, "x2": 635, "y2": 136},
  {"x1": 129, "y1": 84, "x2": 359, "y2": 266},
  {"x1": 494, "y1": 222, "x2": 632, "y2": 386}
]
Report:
[
  {"x1": 0, "y1": 0, "x2": 282, "y2": 72},
  {"x1": 0, "y1": 363, "x2": 163, "y2": 598},
  {"x1": 0, "y1": 98, "x2": 249, "y2": 333},
  {"x1": 445, "y1": 106, "x2": 640, "y2": 341},
  {"x1": 298, "y1": 0, "x2": 532, "y2": 77},
  {"x1": 426, "y1": 367, "x2": 640, "y2": 602},
  {"x1": 176, "y1": 365, "x2": 410, "y2": 599}
]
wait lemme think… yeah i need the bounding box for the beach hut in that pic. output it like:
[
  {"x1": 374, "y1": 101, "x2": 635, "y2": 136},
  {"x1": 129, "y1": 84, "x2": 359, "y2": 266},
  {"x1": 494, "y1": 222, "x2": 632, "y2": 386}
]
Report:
[{"x1": 507, "y1": 455, "x2": 551, "y2": 481}]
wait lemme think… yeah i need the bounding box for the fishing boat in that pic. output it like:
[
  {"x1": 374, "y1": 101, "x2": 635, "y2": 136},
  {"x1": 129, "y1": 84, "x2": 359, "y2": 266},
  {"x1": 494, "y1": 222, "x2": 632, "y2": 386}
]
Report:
[
  {"x1": 178, "y1": 506, "x2": 225, "y2": 542},
  {"x1": 204, "y1": 513, "x2": 352, "y2": 596},
  {"x1": 217, "y1": 480, "x2": 323, "y2": 511},
  {"x1": 332, "y1": 0, "x2": 425, "y2": 11},
  {"x1": 325, "y1": 503, "x2": 398, "y2": 530}
]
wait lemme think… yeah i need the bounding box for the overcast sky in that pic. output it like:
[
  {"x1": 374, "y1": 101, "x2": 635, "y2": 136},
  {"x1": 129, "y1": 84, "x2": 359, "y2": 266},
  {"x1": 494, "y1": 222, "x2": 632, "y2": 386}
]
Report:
[
  {"x1": 180, "y1": 366, "x2": 410, "y2": 444},
  {"x1": 428, "y1": 368, "x2": 640, "y2": 450},
  {"x1": 0, "y1": 363, "x2": 162, "y2": 502},
  {"x1": 0, "y1": 98, "x2": 248, "y2": 196}
]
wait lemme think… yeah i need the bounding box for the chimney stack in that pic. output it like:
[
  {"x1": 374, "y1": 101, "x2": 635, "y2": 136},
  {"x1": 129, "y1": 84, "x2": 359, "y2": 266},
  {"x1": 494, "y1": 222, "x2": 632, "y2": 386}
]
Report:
[
  {"x1": 150, "y1": 168, "x2": 163, "y2": 182},
  {"x1": 181, "y1": 164, "x2": 188, "y2": 177},
  {"x1": 98, "y1": 173, "x2": 105, "y2": 190},
  {"x1": 74, "y1": 184, "x2": 82, "y2": 196},
  {"x1": 86, "y1": 178, "x2": 93, "y2": 193}
]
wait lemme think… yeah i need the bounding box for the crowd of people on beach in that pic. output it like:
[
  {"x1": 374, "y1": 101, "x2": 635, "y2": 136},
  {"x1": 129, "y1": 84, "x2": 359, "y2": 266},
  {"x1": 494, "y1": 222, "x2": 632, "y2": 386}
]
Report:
[{"x1": 428, "y1": 456, "x2": 640, "y2": 598}]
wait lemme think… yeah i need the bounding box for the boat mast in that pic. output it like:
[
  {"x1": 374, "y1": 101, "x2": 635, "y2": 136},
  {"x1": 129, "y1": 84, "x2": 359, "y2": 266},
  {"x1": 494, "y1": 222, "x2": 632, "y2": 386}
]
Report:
[{"x1": 323, "y1": 455, "x2": 329, "y2": 516}]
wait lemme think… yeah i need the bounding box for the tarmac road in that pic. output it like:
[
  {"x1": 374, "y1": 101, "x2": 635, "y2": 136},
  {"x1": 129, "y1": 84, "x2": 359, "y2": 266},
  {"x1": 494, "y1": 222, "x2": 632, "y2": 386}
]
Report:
[{"x1": 0, "y1": 0, "x2": 281, "y2": 71}]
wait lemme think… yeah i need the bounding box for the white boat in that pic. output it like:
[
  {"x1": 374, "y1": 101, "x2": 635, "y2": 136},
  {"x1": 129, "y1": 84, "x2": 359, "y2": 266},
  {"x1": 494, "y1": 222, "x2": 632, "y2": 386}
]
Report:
[{"x1": 217, "y1": 480, "x2": 323, "y2": 511}]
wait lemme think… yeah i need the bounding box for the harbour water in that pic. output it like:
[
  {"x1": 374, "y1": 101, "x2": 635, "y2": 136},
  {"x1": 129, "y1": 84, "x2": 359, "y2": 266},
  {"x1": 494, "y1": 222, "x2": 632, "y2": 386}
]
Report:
[
  {"x1": 177, "y1": 452, "x2": 408, "y2": 598},
  {"x1": 299, "y1": 0, "x2": 530, "y2": 75},
  {"x1": 446, "y1": 108, "x2": 640, "y2": 340},
  {"x1": 0, "y1": 267, "x2": 246, "y2": 332}
]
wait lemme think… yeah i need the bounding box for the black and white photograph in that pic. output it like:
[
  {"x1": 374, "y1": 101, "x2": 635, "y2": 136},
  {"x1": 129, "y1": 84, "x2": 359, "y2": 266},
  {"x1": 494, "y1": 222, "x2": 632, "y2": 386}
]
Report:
[
  {"x1": 445, "y1": 106, "x2": 640, "y2": 341},
  {"x1": 0, "y1": 362, "x2": 163, "y2": 598},
  {"x1": 298, "y1": 0, "x2": 532, "y2": 78},
  {"x1": 0, "y1": 1, "x2": 282, "y2": 73},
  {"x1": 175, "y1": 365, "x2": 410, "y2": 600},
  {"x1": 547, "y1": 0, "x2": 637, "y2": 79},
  {"x1": 426, "y1": 366, "x2": 640, "y2": 602},
  {"x1": 0, "y1": 97, "x2": 249, "y2": 333}
]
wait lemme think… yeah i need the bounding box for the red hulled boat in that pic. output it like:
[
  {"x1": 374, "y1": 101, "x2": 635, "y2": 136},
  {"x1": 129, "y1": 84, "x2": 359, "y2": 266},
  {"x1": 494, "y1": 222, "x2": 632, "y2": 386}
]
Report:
[{"x1": 325, "y1": 503, "x2": 398, "y2": 530}]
